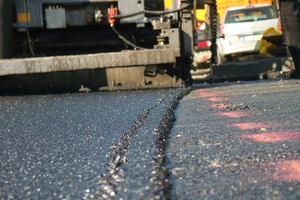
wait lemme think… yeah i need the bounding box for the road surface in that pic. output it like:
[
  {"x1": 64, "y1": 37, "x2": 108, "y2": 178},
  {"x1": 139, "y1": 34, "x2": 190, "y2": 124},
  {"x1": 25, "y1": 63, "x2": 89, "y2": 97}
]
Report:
[{"x1": 1, "y1": 79, "x2": 300, "y2": 199}]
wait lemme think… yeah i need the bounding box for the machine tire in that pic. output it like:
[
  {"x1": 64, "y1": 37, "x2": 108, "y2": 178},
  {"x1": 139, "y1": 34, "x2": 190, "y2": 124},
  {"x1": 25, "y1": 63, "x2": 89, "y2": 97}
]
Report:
[
  {"x1": 208, "y1": 0, "x2": 218, "y2": 64},
  {"x1": 280, "y1": 0, "x2": 300, "y2": 73},
  {"x1": 0, "y1": 0, "x2": 13, "y2": 59}
]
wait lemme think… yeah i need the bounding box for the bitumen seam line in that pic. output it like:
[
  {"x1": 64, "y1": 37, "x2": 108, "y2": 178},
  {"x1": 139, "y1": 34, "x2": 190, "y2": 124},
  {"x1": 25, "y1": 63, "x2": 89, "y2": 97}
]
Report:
[{"x1": 96, "y1": 87, "x2": 192, "y2": 199}]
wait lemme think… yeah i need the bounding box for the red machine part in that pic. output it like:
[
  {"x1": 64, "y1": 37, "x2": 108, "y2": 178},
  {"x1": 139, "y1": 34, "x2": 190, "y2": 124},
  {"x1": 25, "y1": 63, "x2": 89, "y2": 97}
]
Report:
[
  {"x1": 278, "y1": 19, "x2": 282, "y2": 31},
  {"x1": 108, "y1": 6, "x2": 118, "y2": 26}
]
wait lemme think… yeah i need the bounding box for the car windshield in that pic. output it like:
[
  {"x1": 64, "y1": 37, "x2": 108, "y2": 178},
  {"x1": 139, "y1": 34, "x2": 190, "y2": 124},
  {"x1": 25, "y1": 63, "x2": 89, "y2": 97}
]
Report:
[{"x1": 224, "y1": 5, "x2": 278, "y2": 24}]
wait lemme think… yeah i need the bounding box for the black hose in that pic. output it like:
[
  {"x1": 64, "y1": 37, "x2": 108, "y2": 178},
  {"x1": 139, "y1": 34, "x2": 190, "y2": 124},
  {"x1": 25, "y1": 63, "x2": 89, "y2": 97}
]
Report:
[
  {"x1": 112, "y1": 3, "x2": 191, "y2": 19},
  {"x1": 24, "y1": 0, "x2": 35, "y2": 56},
  {"x1": 111, "y1": 26, "x2": 148, "y2": 50}
]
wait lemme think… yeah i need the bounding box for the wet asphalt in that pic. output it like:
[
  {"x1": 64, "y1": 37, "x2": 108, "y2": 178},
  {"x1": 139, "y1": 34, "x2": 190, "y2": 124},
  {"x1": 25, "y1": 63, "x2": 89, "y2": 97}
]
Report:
[{"x1": 1, "y1": 79, "x2": 300, "y2": 199}]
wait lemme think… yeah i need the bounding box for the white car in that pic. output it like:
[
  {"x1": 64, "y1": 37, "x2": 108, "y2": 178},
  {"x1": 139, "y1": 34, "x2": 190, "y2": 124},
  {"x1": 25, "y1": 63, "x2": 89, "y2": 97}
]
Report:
[{"x1": 217, "y1": 4, "x2": 279, "y2": 63}]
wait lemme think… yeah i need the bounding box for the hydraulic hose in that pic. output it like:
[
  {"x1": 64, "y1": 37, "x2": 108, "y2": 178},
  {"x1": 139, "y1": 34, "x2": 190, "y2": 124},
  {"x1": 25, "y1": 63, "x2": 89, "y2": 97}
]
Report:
[
  {"x1": 111, "y1": 26, "x2": 147, "y2": 50},
  {"x1": 24, "y1": 0, "x2": 35, "y2": 56},
  {"x1": 111, "y1": 3, "x2": 191, "y2": 19}
]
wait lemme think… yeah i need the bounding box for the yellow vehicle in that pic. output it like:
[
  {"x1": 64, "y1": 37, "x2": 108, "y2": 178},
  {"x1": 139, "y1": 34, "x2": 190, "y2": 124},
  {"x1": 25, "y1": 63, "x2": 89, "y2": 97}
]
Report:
[{"x1": 196, "y1": 0, "x2": 273, "y2": 23}]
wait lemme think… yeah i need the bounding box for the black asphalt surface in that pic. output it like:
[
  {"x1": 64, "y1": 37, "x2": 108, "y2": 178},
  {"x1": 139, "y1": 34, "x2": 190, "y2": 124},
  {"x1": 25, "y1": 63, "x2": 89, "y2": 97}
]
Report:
[
  {"x1": 167, "y1": 79, "x2": 300, "y2": 199},
  {"x1": 1, "y1": 79, "x2": 300, "y2": 199},
  {"x1": 0, "y1": 88, "x2": 187, "y2": 199}
]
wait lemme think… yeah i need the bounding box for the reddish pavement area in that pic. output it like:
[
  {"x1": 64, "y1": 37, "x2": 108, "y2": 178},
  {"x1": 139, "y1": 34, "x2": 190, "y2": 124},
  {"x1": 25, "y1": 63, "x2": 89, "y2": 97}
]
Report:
[{"x1": 166, "y1": 79, "x2": 300, "y2": 199}]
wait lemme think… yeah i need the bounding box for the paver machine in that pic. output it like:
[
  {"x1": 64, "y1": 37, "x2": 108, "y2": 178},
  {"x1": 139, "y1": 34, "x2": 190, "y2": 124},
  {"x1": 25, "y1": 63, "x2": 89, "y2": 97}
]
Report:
[{"x1": 0, "y1": 0, "x2": 219, "y2": 91}]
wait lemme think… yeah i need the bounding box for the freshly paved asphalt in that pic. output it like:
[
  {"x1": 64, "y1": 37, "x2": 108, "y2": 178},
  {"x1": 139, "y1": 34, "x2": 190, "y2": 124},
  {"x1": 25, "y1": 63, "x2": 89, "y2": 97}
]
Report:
[
  {"x1": 0, "y1": 88, "x2": 186, "y2": 199},
  {"x1": 1, "y1": 79, "x2": 300, "y2": 199},
  {"x1": 167, "y1": 79, "x2": 300, "y2": 199}
]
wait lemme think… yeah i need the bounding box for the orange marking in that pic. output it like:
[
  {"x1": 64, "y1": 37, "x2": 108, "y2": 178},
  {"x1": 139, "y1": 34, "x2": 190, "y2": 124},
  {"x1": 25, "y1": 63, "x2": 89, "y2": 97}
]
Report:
[
  {"x1": 197, "y1": 90, "x2": 219, "y2": 98},
  {"x1": 275, "y1": 160, "x2": 300, "y2": 181},
  {"x1": 242, "y1": 131, "x2": 300, "y2": 142},
  {"x1": 208, "y1": 97, "x2": 226, "y2": 102},
  {"x1": 218, "y1": 111, "x2": 250, "y2": 118},
  {"x1": 211, "y1": 103, "x2": 231, "y2": 109},
  {"x1": 232, "y1": 122, "x2": 271, "y2": 130}
]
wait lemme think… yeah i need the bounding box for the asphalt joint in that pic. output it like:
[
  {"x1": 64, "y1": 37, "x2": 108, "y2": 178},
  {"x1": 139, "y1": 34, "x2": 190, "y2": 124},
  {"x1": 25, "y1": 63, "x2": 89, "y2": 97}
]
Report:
[{"x1": 96, "y1": 87, "x2": 190, "y2": 199}]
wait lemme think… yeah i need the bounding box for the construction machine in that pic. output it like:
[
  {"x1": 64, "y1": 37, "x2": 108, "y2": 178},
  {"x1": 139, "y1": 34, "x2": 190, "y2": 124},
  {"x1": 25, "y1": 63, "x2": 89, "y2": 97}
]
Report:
[
  {"x1": 0, "y1": 0, "x2": 292, "y2": 93},
  {"x1": 0, "y1": 0, "x2": 221, "y2": 92}
]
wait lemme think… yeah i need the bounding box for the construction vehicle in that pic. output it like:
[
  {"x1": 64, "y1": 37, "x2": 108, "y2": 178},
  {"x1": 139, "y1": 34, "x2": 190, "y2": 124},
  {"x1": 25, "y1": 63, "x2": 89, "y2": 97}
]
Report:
[
  {"x1": 0, "y1": 0, "x2": 291, "y2": 93},
  {"x1": 0, "y1": 0, "x2": 220, "y2": 92}
]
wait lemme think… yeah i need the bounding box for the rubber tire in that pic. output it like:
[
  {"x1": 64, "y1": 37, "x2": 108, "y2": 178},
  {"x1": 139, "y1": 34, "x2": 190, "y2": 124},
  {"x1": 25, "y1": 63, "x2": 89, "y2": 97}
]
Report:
[
  {"x1": 280, "y1": 0, "x2": 300, "y2": 73},
  {"x1": 0, "y1": 0, "x2": 13, "y2": 59}
]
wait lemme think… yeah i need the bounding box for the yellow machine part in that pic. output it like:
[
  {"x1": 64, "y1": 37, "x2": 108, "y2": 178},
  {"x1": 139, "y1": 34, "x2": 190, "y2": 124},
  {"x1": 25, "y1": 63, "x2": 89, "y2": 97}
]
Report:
[
  {"x1": 195, "y1": 0, "x2": 273, "y2": 22},
  {"x1": 164, "y1": 0, "x2": 173, "y2": 9},
  {"x1": 17, "y1": 12, "x2": 31, "y2": 22},
  {"x1": 255, "y1": 27, "x2": 282, "y2": 54},
  {"x1": 196, "y1": 6, "x2": 207, "y2": 22}
]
